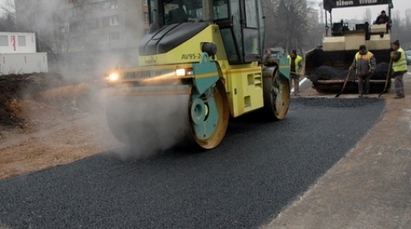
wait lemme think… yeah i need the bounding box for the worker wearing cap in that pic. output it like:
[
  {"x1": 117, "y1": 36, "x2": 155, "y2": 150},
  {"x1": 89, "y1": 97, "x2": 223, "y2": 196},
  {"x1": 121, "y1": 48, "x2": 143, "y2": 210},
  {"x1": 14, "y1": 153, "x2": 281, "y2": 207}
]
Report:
[
  {"x1": 375, "y1": 10, "x2": 391, "y2": 32},
  {"x1": 390, "y1": 40, "x2": 407, "y2": 99},
  {"x1": 375, "y1": 10, "x2": 391, "y2": 25},
  {"x1": 349, "y1": 45, "x2": 376, "y2": 98}
]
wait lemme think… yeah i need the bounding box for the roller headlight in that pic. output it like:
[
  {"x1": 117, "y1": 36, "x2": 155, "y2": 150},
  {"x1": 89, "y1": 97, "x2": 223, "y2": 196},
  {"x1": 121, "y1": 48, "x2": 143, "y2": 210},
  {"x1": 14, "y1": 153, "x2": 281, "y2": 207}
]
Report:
[
  {"x1": 108, "y1": 73, "x2": 120, "y2": 81},
  {"x1": 175, "y1": 68, "x2": 186, "y2": 77},
  {"x1": 176, "y1": 68, "x2": 193, "y2": 77}
]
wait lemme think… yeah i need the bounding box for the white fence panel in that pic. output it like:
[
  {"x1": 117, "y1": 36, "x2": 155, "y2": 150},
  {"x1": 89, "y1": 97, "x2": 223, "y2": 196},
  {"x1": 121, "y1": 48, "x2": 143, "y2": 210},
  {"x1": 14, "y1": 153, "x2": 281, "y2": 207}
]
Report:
[{"x1": 0, "y1": 53, "x2": 48, "y2": 75}]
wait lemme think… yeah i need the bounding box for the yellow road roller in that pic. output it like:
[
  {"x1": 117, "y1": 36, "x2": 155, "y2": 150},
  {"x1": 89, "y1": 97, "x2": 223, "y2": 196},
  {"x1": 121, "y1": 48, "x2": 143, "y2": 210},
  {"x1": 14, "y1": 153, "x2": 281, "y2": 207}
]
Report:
[{"x1": 104, "y1": 0, "x2": 290, "y2": 150}]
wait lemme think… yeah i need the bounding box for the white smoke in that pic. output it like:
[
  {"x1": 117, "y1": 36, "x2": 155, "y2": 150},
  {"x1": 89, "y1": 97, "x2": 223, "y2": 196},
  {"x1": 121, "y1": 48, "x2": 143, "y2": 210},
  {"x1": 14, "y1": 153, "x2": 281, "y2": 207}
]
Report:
[
  {"x1": 106, "y1": 93, "x2": 191, "y2": 160},
  {"x1": 3, "y1": 0, "x2": 194, "y2": 164}
]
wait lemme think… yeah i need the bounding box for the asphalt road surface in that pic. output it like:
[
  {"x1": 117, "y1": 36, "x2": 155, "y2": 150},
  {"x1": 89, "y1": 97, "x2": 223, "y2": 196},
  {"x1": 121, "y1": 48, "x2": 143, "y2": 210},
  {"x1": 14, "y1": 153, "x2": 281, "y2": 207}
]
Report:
[{"x1": 0, "y1": 98, "x2": 385, "y2": 228}]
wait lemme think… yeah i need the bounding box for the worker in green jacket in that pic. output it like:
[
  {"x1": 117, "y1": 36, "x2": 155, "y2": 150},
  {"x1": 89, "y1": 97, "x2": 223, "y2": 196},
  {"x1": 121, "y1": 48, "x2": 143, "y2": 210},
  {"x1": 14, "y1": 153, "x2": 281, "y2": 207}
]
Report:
[
  {"x1": 287, "y1": 50, "x2": 303, "y2": 96},
  {"x1": 390, "y1": 40, "x2": 407, "y2": 99}
]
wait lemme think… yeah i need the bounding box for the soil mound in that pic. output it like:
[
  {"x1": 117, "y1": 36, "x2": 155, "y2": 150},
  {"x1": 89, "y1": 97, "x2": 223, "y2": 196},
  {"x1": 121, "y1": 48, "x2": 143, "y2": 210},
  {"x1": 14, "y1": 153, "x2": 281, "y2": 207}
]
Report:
[{"x1": 0, "y1": 73, "x2": 99, "y2": 131}]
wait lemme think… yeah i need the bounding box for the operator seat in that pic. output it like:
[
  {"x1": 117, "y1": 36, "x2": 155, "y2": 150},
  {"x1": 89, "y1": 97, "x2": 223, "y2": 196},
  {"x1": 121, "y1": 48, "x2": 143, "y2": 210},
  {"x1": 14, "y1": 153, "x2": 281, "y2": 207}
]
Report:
[
  {"x1": 168, "y1": 7, "x2": 188, "y2": 24},
  {"x1": 331, "y1": 22, "x2": 343, "y2": 36}
]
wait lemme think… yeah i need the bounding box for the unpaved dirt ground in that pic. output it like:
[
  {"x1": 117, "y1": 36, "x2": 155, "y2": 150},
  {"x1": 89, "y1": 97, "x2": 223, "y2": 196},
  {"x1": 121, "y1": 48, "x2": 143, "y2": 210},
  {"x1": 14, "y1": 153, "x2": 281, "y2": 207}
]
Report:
[{"x1": 0, "y1": 73, "x2": 122, "y2": 180}]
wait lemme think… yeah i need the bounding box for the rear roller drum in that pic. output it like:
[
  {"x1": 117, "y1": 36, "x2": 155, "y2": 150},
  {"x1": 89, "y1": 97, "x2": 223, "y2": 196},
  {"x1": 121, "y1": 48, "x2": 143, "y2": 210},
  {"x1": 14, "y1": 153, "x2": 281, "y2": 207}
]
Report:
[
  {"x1": 263, "y1": 70, "x2": 290, "y2": 120},
  {"x1": 189, "y1": 80, "x2": 229, "y2": 149}
]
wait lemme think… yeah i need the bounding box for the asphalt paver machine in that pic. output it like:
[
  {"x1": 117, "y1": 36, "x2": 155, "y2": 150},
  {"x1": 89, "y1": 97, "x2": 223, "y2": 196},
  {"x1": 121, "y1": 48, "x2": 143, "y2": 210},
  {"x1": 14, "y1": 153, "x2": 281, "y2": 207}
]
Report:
[{"x1": 304, "y1": 0, "x2": 394, "y2": 93}]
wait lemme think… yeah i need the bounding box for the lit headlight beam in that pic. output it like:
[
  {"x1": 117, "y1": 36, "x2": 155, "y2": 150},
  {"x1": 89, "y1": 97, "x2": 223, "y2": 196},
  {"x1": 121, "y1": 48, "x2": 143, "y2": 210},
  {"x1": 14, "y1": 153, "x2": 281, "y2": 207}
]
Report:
[
  {"x1": 141, "y1": 69, "x2": 193, "y2": 83},
  {"x1": 108, "y1": 73, "x2": 120, "y2": 81},
  {"x1": 176, "y1": 68, "x2": 186, "y2": 77}
]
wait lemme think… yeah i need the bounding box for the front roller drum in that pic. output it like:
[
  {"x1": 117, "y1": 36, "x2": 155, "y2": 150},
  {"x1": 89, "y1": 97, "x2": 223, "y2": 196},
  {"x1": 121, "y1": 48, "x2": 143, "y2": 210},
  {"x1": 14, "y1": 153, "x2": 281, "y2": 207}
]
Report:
[
  {"x1": 105, "y1": 94, "x2": 190, "y2": 147},
  {"x1": 263, "y1": 67, "x2": 291, "y2": 120},
  {"x1": 189, "y1": 80, "x2": 229, "y2": 149}
]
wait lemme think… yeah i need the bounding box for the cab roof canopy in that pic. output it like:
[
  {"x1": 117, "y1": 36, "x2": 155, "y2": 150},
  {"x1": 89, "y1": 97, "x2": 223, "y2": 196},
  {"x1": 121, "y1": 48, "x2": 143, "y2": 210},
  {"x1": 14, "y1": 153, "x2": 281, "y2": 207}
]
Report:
[{"x1": 323, "y1": 0, "x2": 393, "y2": 12}]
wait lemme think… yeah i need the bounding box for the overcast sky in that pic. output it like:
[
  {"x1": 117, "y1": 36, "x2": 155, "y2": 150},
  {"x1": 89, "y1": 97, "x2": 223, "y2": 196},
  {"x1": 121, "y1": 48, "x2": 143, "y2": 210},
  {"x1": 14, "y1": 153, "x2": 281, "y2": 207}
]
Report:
[
  {"x1": 315, "y1": 0, "x2": 410, "y2": 22},
  {"x1": 1, "y1": 0, "x2": 409, "y2": 21}
]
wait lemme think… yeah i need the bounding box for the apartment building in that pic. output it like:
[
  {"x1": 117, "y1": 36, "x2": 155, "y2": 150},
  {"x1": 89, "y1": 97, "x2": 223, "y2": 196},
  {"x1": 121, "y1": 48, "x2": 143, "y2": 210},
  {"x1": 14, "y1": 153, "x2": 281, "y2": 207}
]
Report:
[{"x1": 15, "y1": 0, "x2": 150, "y2": 70}]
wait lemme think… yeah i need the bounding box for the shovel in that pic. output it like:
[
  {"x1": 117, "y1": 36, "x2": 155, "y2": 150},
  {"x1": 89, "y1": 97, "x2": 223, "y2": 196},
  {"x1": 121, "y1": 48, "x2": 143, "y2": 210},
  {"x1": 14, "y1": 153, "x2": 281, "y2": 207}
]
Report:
[
  {"x1": 335, "y1": 68, "x2": 352, "y2": 97},
  {"x1": 378, "y1": 58, "x2": 393, "y2": 97}
]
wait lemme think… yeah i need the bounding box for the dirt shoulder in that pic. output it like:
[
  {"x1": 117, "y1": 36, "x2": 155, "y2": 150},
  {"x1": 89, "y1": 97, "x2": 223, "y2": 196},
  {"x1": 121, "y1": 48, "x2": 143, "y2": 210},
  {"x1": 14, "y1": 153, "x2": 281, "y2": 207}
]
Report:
[
  {"x1": 264, "y1": 74, "x2": 411, "y2": 228},
  {"x1": 0, "y1": 74, "x2": 122, "y2": 180}
]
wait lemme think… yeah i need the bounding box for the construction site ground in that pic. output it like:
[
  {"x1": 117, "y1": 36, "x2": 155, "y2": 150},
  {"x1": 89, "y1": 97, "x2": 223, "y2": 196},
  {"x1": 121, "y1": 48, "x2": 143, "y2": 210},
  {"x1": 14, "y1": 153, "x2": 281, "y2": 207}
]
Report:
[
  {"x1": 0, "y1": 71, "x2": 410, "y2": 228},
  {"x1": 0, "y1": 73, "x2": 122, "y2": 180},
  {"x1": 266, "y1": 72, "x2": 411, "y2": 228}
]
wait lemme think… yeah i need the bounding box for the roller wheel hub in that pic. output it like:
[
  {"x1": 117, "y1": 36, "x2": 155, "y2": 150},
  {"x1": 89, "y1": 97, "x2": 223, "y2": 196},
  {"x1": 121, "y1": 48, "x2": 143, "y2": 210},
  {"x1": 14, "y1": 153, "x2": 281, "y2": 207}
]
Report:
[{"x1": 190, "y1": 98, "x2": 208, "y2": 125}]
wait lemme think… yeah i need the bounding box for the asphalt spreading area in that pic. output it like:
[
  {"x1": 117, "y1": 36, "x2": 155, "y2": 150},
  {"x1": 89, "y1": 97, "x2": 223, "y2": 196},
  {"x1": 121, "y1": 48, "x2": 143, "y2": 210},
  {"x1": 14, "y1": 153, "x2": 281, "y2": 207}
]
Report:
[{"x1": 0, "y1": 97, "x2": 385, "y2": 229}]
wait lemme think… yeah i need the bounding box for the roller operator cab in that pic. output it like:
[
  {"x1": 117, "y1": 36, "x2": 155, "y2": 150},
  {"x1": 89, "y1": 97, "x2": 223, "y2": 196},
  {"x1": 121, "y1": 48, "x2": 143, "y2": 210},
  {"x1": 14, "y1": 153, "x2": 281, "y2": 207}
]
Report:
[
  {"x1": 104, "y1": 0, "x2": 291, "y2": 150},
  {"x1": 304, "y1": 0, "x2": 394, "y2": 93}
]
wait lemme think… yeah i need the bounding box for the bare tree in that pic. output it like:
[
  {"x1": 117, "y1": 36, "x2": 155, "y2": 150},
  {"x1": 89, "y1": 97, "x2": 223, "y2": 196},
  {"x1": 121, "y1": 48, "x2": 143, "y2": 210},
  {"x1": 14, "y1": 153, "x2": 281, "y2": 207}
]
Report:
[
  {"x1": 264, "y1": 0, "x2": 306, "y2": 51},
  {"x1": 10, "y1": 0, "x2": 59, "y2": 59},
  {"x1": 2, "y1": 0, "x2": 90, "y2": 71},
  {"x1": 52, "y1": 1, "x2": 86, "y2": 54},
  {"x1": 262, "y1": 0, "x2": 280, "y2": 48},
  {"x1": 389, "y1": 9, "x2": 411, "y2": 49},
  {"x1": 262, "y1": 0, "x2": 322, "y2": 54},
  {"x1": 0, "y1": 14, "x2": 16, "y2": 32},
  {"x1": 405, "y1": 9, "x2": 411, "y2": 30},
  {"x1": 0, "y1": 0, "x2": 16, "y2": 31},
  {"x1": 304, "y1": 2, "x2": 324, "y2": 52},
  {"x1": 0, "y1": 0, "x2": 15, "y2": 15},
  {"x1": 390, "y1": 10, "x2": 400, "y2": 40}
]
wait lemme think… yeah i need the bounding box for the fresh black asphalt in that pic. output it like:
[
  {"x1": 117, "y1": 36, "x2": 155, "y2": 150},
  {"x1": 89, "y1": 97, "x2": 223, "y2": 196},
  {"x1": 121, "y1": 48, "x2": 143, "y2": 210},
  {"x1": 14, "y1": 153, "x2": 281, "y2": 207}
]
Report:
[{"x1": 0, "y1": 98, "x2": 385, "y2": 229}]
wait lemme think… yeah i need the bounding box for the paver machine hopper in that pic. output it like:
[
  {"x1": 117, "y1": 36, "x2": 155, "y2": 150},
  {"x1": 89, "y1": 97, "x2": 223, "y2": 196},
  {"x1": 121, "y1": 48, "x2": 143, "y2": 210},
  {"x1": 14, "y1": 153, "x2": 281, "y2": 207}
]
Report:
[
  {"x1": 104, "y1": 0, "x2": 291, "y2": 150},
  {"x1": 304, "y1": 0, "x2": 394, "y2": 93}
]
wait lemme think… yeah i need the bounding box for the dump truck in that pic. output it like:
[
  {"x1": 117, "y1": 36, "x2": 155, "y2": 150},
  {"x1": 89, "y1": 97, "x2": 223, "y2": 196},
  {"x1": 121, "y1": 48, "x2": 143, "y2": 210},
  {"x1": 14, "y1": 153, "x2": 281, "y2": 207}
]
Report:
[
  {"x1": 304, "y1": 0, "x2": 394, "y2": 93},
  {"x1": 104, "y1": 0, "x2": 291, "y2": 150}
]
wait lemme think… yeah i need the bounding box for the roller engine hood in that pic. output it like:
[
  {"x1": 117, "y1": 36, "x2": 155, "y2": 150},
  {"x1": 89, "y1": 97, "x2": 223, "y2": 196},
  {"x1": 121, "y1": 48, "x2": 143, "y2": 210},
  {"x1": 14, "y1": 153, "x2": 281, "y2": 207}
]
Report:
[{"x1": 138, "y1": 22, "x2": 209, "y2": 56}]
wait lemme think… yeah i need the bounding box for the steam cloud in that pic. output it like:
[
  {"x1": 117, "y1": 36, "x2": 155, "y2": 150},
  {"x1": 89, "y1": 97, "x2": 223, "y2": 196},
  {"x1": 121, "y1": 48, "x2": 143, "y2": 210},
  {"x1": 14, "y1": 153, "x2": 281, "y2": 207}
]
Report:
[
  {"x1": 1, "y1": 0, "x2": 191, "y2": 163},
  {"x1": 106, "y1": 94, "x2": 191, "y2": 160}
]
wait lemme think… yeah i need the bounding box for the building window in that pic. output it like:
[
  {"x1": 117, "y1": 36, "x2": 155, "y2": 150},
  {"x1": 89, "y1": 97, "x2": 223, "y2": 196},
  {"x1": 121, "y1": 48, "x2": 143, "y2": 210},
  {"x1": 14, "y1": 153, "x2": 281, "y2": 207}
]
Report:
[
  {"x1": 144, "y1": 12, "x2": 149, "y2": 23},
  {"x1": 0, "y1": 35, "x2": 8, "y2": 46},
  {"x1": 72, "y1": 6, "x2": 82, "y2": 16},
  {"x1": 110, "y1": 0, "x2": 118, "y2": 9},
  {"x1": 86, "y1": 19, "x2": 98, "y2": 30},
  {"x1": 110, "y1": 15, "x2": 119, "y2": 26},
  {"x1": 70, "y1": 35, "x2": 84, "y2": 47},
  {"x1": 97, "y1": 0, "x2": 118, "y2": 11},
  {"x1": 60, "y1": 23, "x2": 70, "y2": 33},
  {"x1": 70, "y1": 21, "x2": 82, "y2": 32},
  {"x1": 18, "y1": 36, "x2": 26, "y2": 46},
  {"x1": 109, "y1": 32, "x2": 120, "y2": 41},
  {"x1": 89, "y1": 2, "x2": 99, "y2": 12},
  {"x1": 98, "y1": 33, "x2": 108, "y2": 43},
  {"x1": 101, "y1": 1, "x2": 111, "y2": 10},
  {"x1": 143, "y1": 0, "x2": 148, "y2": 6},
  {"x1": 100, "y1": 17, "x2": 110, "y2": 27},
  {"x1": 68, "y1": 0, "x2": 81, "y2": 7}
]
